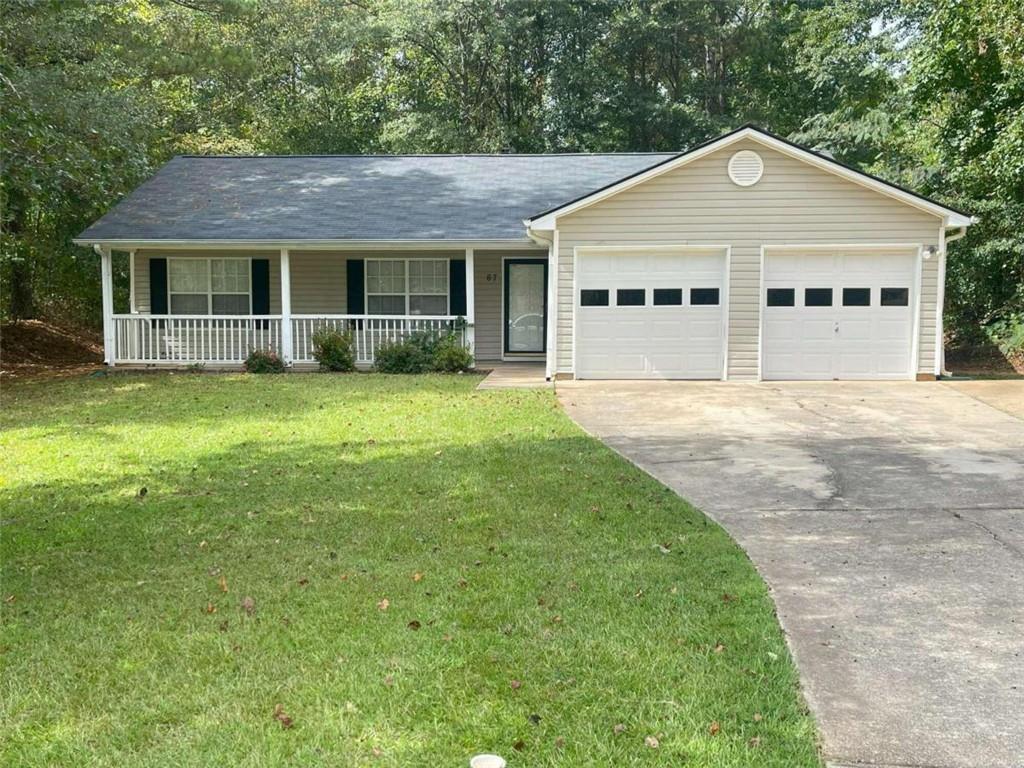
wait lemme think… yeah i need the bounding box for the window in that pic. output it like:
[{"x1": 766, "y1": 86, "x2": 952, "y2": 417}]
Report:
[
  {"x1": 690, "y1": 288, "x2": 720, "y2": 306},
  {"x1": 842, "y1": 288, "x2": 871, "y2": 307},
  {"x1": 580, "y1": 289, "x2": 609, "y2": 306},
  {"x1": 169, "y1": 258, "x2": 250, "y2": 315},
  {"x1": 805, "y1": 288, "x2": 833, "y2": 307},
  {"x1": 766, "y1": 288, "x2": 795, "y2": 307},
  {"x1": 653, "y1": 288, "x2": 682, "y2": 306},
  {"x1": 881, "y1": 287, "x2": 909, "y2": 306},
  {"x1": 366, "y1": 259, "x2": 448, "y2": 315},
  {"x1": 616, "y1": 289, "x2": 645, "y2": 306}
]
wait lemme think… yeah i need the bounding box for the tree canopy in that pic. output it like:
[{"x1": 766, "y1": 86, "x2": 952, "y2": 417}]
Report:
[{"x1": 2, "y1": 0, "x2": 1021, "y2": 343}]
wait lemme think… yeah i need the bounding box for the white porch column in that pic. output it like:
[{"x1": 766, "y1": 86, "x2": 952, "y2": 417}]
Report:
[
  {"x1": 280, "y1": 248, "x2": 293, "y2": 365},
  {"x1": 464, "y1": 247, "x2": 476, "y2": 358},
  {"x1": 128, "y1": 250, "x2": 137, "y2": 313},
  {"x1": 100, "y1": 246, "x2": 115, "y2": 367}
]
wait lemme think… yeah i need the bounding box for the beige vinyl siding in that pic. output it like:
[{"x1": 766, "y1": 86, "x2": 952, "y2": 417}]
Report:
[
  {"x1": 133, "y1": 250, "x2": 539, "y2": 355},
  {"x1": 919, "y1": 235, "x2": 941, "y2": 372},
  {"x1": 555, "y1": 138, "x2": 943, "y2": 378},
  {"x1": 473, "y1": 250, "x2": 503, "y2": 360},
  {"x1": 134, "y1": 250, "x2": 281, "y2": 313},
  {"x1": 290, "y1": 251, "x2": 346, "y2": 313}
]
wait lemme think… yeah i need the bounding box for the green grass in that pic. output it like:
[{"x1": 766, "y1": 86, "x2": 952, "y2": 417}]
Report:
[{"x1": 1, "y1": 373, "x2": 820, "y2": 767}]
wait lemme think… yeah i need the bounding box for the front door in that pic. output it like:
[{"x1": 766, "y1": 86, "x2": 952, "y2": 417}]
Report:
[{"x1": 504, "y1": 259, "x2": 547, "y2": 355}]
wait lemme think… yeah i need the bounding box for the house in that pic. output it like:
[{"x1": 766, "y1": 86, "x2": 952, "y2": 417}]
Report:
[{"x1": 75, "y1": 125, "x2": 973, "y2": 381}]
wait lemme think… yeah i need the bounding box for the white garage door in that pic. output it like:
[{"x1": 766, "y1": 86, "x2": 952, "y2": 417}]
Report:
[
  {"x1": 762, "y1": 251, "x2": 917, "y2": 380},
  {"x1": 575, "y1": 249, "x2": 727, "y2": 379}
]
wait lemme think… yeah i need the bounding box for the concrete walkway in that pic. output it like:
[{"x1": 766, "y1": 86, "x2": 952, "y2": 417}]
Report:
[
  {"x1": 558, "y1": 380, "x2": 1024, "y2": 768},
  {"x1": 476, "y1": 361, "x2": 549, "y2": 390}
]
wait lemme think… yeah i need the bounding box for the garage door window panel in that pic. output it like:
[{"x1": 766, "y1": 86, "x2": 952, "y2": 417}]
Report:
[
  {"x1": 767, "y1": 288, "x2": 795, "y2": 307},
  {"x1": 580, "y1": 289, "x2": 609, "y2": 307},
  {"x1": 842, "y1": 288, "x2": 871, "y2": 307},
  {"x1": 805, "y1": 288, "x2": 833, "y2": 307},
  {"x1": 652, "y1": 288, "x2": 682, "y2": 306},
  {"x1": 690, "y1": 288, "x2": 720, "y2": 306},
  {"x1": 880, "y1": 288, "x2": 909, "y2": 306},
  {"x1": 616, "y1": 289, "x2": 646, "y2": 306}
]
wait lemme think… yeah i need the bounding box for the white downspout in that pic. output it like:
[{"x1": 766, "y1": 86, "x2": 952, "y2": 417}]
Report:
[{"x1": 526, "y1": 227, "x2": 556, "y2": 380}]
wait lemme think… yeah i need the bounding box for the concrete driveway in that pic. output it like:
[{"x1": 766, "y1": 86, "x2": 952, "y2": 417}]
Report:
[{"x1": 558, "y1": 380, "x2": 1024, "y2": 768}]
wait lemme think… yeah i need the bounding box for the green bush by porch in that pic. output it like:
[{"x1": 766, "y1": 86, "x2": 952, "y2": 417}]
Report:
[{"x1": 0, "y1": 375, "x2": 820, "y2": 766}]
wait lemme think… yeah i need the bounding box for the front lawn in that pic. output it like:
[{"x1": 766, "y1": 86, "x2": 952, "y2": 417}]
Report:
[{"x1": 1, "y1": 374, "x2": 819, "y2": 766}]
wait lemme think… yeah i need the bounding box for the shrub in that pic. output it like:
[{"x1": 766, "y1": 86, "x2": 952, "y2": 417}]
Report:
[
  {"x1": 374, "y1": 330, "x2": 474, "y2": 374},
  {"x1": 244, "y1": 348, "x2": 285, "y2": 374},
  {"x1": 431, "y1": 332, "x2": 474, "y2": 372},
  {"x1": 312, "y1": 327, "x2": 355, "y2": 372},
  {"x1": 374, "y1": 338, "x2": 433, "y2": 373}
]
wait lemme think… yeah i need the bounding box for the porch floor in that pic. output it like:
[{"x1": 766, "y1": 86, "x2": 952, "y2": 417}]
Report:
[{"x1": 476, "y1": 361, "x2": 550, "y2": 390}]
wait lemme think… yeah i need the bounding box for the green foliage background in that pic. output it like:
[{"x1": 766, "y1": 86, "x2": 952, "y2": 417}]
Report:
[{"x1": 2, "y1": 0, "x2": 1021, "y2": 343}]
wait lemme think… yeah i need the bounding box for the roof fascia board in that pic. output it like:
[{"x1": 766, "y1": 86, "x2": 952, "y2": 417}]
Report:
[
  {"x1": 71, "y1": 238, "x2": 543, "y2": 251},
  {"x1": 528, "y1": 127, "x2": 972, "y2": 228}
]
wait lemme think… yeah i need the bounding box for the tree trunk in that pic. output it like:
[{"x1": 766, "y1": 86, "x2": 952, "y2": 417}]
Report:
[{"x1": 8, "y1": 258, "x2": 35, "y2": 319}]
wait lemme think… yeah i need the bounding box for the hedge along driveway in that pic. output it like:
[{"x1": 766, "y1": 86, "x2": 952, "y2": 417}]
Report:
[{"x1": 0, "y1": 374, "x2": 821, "y2": 767}]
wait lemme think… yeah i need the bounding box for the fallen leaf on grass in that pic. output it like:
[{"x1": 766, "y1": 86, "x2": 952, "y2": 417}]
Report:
[
  {"x1": 644, "y1": 735, "x2": 659, "y2": 749},
  {"x1": 3, "y1": 595, "x2": 15, "y2": 604},
  {"x1": 407, "y1": 620, "x2": 421, "y2": 630},
  {"x1": 709, "y1": 721, "x2": 721, "y2": 736},
  {"x1": 714, "y1": 643, "x2": 725, "y2": 654},
  {"x1": 377, "y1": 598, "x2": 390, "y2": 611},
  {"x1": 412, "y1": 572, "x2": 423, "y2": 582},
  {"x1": 273, "y1": 703, "x2": 293, "y2": 729},
  {"x1": 510, "y1": 679, "x2": 522, "y2": 690},
  {"x1": 613, "y1": 723, "x2": 626, "y2": 735},
  {"x1": 241, "y1": 596, "x2": 256, "y2": 615},
  {"x1": 204, "y1": 602, "x2": 216, "y2": 614},
  {"x1": 753, "y1": 712, "x2": 763, "y2": 722},
  {"x1": 218, "y1": 575, "x2": 228, "y2": 593}
]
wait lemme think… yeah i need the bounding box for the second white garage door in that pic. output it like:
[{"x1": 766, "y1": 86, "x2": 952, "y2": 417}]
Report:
[
  {"x1": 575, "y1": 248, "x2": 727, "y2": 379},
  {"x1": 761, "y1": 250, "x2": 918, "y2": 380}
]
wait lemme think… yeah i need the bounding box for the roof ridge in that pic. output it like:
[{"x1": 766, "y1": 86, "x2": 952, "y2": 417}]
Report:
[{"x1": 174, "y1": 152, "x2": 678, "y2": 159}]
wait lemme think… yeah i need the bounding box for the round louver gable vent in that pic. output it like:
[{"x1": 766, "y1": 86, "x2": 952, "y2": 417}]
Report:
[{"x1": 727, "y1": 150, "x2": 763, "y2": 186}]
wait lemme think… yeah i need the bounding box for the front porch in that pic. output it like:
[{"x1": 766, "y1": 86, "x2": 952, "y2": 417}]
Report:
[{"x1": 98, "y1": 246, "x2": 551, "y2": 371}]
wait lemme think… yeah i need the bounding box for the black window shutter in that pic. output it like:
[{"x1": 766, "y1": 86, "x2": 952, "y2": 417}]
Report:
[
  {"x1": 251, "y1": 259, "x2": 270, "y2": 314},
  {"x1": 149, "y1": 258, "x2": 168, "y2": 314},
  {"x1": 346, "y1": 259, "x2": 365, "y2": 314},
  {"x1": 449, "y1": 259, "x2": 467, "y2": 316}
]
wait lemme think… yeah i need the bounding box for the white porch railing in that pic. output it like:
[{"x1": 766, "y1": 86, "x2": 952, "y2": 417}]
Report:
[
  {"x1": 112, "y1": 315, "x2": 284, "y2": 364},
  {"x1": 291, "y1": 315, "x2": 465, "y2": 365},
  {"x1": 111, "y1": 314, "x2": 465, "y2": 366}
]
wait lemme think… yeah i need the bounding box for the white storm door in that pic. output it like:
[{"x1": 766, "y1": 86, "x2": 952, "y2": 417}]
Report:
[{"x1": 504, "y1": 259, "x2": 547, "y2": 354}]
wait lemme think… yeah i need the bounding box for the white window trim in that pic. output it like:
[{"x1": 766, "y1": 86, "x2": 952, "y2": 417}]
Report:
[
  {"x1": 167, "y1": 256, "x2": 252, "y2": 316},
  {"x1": 364, "y1": 257, "x2": 451, "y2": 316}
]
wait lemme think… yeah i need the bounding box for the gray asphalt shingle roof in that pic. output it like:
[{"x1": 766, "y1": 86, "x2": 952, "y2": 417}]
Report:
[{"x1": 77, "y1": 153, "x2": 676, "y2": 243}]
